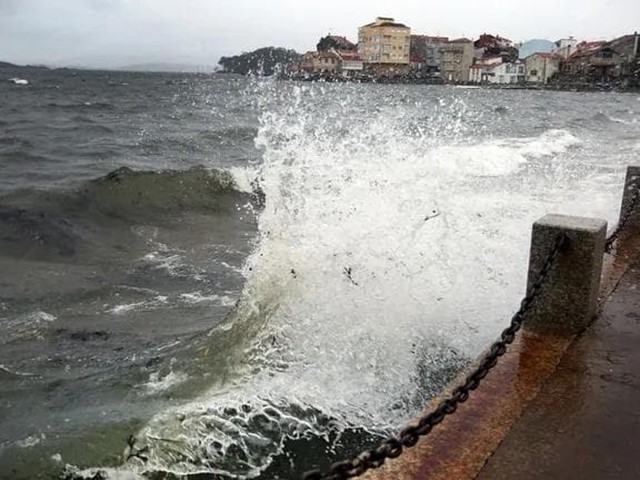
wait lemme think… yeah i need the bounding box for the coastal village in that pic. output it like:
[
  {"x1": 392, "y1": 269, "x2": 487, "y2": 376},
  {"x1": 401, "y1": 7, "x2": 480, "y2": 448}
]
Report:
[{"x1": 283, "y1": 16, "x2": 640, "y2": 89}]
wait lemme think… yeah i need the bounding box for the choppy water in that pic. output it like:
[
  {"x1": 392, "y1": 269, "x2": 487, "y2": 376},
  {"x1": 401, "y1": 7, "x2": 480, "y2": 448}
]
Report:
[{"x1": 1, "y1": 65, "x2": 639, "y2": 479}]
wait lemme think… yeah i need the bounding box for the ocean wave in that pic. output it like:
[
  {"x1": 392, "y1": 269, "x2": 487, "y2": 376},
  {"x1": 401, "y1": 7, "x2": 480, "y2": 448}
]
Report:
[
  {"x1": 199, "y1": 125, "x2": 259, "y2": 143},
  {"x1": 179, "y1": 292, "x2": 237, "y2": 306},
  {"x1": 85, "y1": 166, "x2": 246, "y2": 215},
  {"x1": 44, "y1": 101, "x2": 115, "y2": 111},
  {"x1": 8, "y1": 78, "x2": 29, "y2": 85},
  {"x1": 140, "y1": 370, "x2": 189, "y2": 396},
  {"x1": 0, "y1": 135, "x2": 34, "y2": 148},
  {"x1": 573, "y1": 111, "x2": 637, "y2": 127},
  {"x1": 431, "y1": 129, "x2": 580, "y2": 177},
  {"x1": 0, "y1": 149, "x2": 61, "y2": 165},
  {"x1": 0, "y1": 165, "x2": 259, "y2": 263},
  {"x1": 104, "y1": 85, "x2": 592, "y2": 478},
  {"x1": 1, "y1": 311, "x2": 57, "y2": 343},
  {"x1": 107, "y1": 296, "x2": 168, "y2": 315}
]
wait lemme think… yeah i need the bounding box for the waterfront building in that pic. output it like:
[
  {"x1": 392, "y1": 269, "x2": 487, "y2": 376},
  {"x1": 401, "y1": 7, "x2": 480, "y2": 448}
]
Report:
[
  {"x1": 476, "y1": 33, "x2": 513, "y2": 49},
  {"x1": 334, "y1": 49, "x2": 364, "y2": 77},
  {"x1": 469, "y1": 60, "x2": 525, "y2": 85},
  {"x1": 468, "y1": 56, "x2": 502, "y2": 83},
  {"x1": 553, "y1": 37, "x2": 579, "y2": 59},
  {"x1": 300, "y1": 50, "x2": 341, "y2": 75},
  {"x1": 358, "y1": 17, "x2": 411, "y2": 77},
  {"x1": 558, "y1": 39, "x2": 623, "y2": 85},
  {"x1": 552, "y1": 33, "x2": 639, "y2": 88},
  {"x1": 441, "y1": 38, "x2": 474, "y2": 82},
  {"x1": 475, "y1": 33, "x2": 518, "y2": 63},
  {"x1": 525, "y1": 53, "x2": 561, "y2": 84},
  {"x1": 469, "y1": 64, "x2": 486, "y2": 84},
  {"x1": 297, "y1": 49, "x2": 363, "y2": 78},
  {"x1": 410, "y1": 35, "x2": 448, "y2": 76}
]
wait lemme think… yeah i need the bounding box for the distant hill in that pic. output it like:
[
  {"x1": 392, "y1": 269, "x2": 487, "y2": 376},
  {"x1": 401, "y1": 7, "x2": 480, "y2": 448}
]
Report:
[
  {"x1": 519, "y1": 39, "x2": 555, "y2": 59},
  {"x1": 116, "y1": 63, "x2": 216, "y2": 73},
  {"x1": 218, "y1": 47, "x2": 301, "y2": 76},
  {"x1": 0, "y1": 61, "x2": 51, "y2": 70}
]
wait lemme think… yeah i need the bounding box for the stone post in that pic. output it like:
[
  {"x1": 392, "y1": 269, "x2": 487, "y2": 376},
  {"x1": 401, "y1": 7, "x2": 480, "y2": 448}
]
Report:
[
  {"x1": 619, "y1": 166, "x2": 640, "y2": 233},
  {"x1": 524, "y1": 214, "x2": 607, "y2": 335}
]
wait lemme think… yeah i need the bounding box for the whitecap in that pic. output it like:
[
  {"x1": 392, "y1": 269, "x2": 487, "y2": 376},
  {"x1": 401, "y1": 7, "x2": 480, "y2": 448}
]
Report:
[
  {"x1": 141, "y1": 370, "x2": 188, "y2": 395},
  {"x1": 16, "y1": 435, "x2": 43, "y2": 448},
  {"x1": 179, "y1": 292, "x2": 236, "y2": 306},
  {"x1": 107, "y1": 296, "x2": 168, "y2": 315}
]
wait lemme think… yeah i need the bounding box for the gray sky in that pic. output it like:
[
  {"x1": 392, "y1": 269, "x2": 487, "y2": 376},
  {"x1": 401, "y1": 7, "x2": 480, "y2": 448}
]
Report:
[{"x1": 1, "y1": 0, "x2": 638, "y2": 68}]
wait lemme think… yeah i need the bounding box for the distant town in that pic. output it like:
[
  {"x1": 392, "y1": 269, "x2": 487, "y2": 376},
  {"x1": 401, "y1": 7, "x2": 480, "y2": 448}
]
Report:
[{"x1": 219, "y1": 16, "x2": 640, "y2": 90}]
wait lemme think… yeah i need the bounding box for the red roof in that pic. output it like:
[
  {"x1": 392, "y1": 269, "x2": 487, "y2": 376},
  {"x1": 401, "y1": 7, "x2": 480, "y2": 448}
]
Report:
[
  {"x1": 337, "y1": 50, "x2": 362, "y2": 61},
  {"x1": 579, "y1": 41, "x2": 606, "y2": 50},
  {"x1": 566, "y1": 41, "x2": 608, "y2": 60},
  {"x1": 410, "y1": 55, "x2": 425, "y2": 63}
]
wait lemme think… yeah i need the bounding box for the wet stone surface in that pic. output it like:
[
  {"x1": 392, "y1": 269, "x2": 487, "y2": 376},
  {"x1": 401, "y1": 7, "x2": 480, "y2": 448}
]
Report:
[{"x1": 477, "y1": 256, "x2": 640, "y2": 480}]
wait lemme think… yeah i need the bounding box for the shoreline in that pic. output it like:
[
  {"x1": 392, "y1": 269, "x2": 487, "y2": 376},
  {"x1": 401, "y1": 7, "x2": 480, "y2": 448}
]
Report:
[{"x1": 280, "y1": 75, "x2": 640, "y2": 93}]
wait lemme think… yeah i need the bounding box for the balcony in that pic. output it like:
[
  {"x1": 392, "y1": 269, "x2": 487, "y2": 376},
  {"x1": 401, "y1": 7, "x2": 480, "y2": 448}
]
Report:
[{"x1": 589, "y1": 57, "x2": 617, "y2": 67}]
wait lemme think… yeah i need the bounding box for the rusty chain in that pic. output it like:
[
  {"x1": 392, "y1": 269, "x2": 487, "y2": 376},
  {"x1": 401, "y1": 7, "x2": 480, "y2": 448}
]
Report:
[
  {"x1": 605, "y1": 176, "x2": 640, "y2": 252},
  {"x1": 302, "y1": 233, "x2": 568, "y2": 480}
]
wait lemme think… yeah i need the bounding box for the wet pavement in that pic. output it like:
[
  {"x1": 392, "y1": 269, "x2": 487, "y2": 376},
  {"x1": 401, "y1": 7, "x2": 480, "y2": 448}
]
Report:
[
  {"x1": 364, "y1": 233, "x2": 640, "y2": 480},
  {"x1": 476, "y1": 250, "x2": 640, "y2": 480}
]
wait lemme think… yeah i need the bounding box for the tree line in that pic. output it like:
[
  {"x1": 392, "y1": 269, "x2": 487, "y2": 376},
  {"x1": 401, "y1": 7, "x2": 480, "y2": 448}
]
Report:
[{"x1": 218, "y1": 47, "x2": 301, "y2": 76}]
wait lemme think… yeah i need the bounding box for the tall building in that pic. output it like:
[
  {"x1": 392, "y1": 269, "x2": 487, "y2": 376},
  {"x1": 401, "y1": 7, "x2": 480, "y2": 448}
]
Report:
[
  {"x1": 358, "y1": 17, "x2": 411, "y2": 76},
  {"x1": 410, "y1": 35, "x2": 449, "y2": 76},
  {"x1": 441, "y1": 38, "x2": 474, "y2": 82}
]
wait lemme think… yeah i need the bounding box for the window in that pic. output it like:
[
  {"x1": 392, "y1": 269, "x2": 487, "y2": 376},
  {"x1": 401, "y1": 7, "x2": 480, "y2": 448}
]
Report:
[{"x1": 530, "y1": 69, "x2": 538, "y2": 76}]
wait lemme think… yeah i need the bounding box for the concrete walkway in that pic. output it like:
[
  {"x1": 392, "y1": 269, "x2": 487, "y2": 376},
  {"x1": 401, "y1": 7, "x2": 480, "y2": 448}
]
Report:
[
  {"x1": 476, "y1": 253, "x2": 640, "y2": 480},
  {"x1": 363, "y1": 234, "x2": 640, "y2": 480}
]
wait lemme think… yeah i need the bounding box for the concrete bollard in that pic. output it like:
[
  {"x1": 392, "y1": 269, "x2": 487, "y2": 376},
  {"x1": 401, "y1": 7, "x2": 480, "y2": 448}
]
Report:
[
  {"x1": 524, "y1": 214, "x2": 607, "y2": 335},
  {"x1": 619, "y1": 166, "x2": 640, "y2": 232}
]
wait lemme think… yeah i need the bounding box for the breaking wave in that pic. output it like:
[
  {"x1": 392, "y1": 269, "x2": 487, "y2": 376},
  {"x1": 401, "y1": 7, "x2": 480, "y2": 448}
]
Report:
[
  {"x1": 0, "y1": 166, "x2": 254, "y2": 260},
  {"x1": 65, "y1": 81, "x2": 606, "y2": 480}
]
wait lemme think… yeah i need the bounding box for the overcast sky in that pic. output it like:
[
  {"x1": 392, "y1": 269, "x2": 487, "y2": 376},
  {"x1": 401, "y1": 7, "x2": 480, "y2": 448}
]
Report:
[{"x1": 1, "y1": 0, "x2": 638, "y2": 68}]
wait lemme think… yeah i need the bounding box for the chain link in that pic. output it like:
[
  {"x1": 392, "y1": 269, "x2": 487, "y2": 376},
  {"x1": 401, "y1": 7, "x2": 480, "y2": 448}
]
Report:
[
  {"x1": 303, "y1": 234, "x2": 568, "y2": 480},
  {"x1": 605, "y1": 175, "x2": 640, "y2": 252}
]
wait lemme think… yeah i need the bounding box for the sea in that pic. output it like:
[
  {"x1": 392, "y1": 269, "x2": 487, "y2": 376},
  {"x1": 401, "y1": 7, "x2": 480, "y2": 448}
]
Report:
[{"x1": 1, "y1": 65, "x2": 639, "y2": 479}]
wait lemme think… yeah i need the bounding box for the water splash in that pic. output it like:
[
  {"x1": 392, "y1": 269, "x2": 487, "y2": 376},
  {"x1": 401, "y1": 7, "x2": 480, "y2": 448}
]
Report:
[{"x1": 88, "y1": 80, "x2": 624, "y2": 479}]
